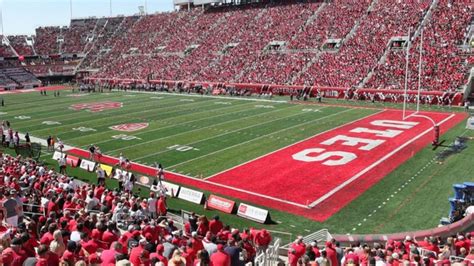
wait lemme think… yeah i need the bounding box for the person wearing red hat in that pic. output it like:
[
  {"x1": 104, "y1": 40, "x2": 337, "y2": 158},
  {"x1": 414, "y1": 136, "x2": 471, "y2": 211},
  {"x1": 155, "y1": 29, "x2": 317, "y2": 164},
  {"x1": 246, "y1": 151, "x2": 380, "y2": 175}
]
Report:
[
  {"x1": 291, "y1": 237, "x2": 306, "y2": 259},
  {"x1": 325, "y1": 241, "x2": 339, "y2": 266},
  {"x1": 150, "y1": 244, "x2": 168, "y2": 266},
  {"x1": 101, "y1": 241, "x2": 123, "y2": 265},
  {"x1": 130, "y1": 239, "x2": 148, "y2": 266},
  {"x1": 255, "y1": 229, "x2": 272, "y2": 253},
  {"x1": 211, "y1": 244, "x2": 230, "y2": 266},
  {"x1": 88, "y1": 252, "x2": 102, "y2": 265},
  {"x1": 142, "y1": 221, "x2": 158, "y2": 244},
  {"x1": 343, "y1": 249, "x2": 360, "y2": 266},
  {"x1": 118, "y1": 235, "x2": 129, "y2": 255}
]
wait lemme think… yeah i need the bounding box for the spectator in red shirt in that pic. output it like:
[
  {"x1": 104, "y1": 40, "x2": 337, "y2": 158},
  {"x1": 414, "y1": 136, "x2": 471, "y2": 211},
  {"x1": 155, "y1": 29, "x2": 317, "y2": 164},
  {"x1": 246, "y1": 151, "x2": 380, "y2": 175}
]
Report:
[
  {"x1": 82, "y1": 232, "x2": 99, "y2": 255},
  {"x1": 191, "y1": 231, "x2": 204, "y2": 253},
  {"x1": 61, "y1": 241, "x2": 77, "y2": 266},
  {"x1": 101, "y1": 242, "x2": 123, "y2": 265},
  {"x1": 130, "y1": 239, "x2": 147, "y2": 266},
  {"x1": 102, "y1": 222, "x2": 120, "y2": 248},
  {"x1": 157, "y1": 196, "x2": 167, "y2": 216},
  {"x1": 209, "y1": 215, "x2": 224, "y2": 236},
  {"x1": 288, "y1": 248, "x2": 298, "y2": 266},
  {"x1": 197, "y1": 215, "x2": 209, "y2": 236},
  {"x1": 2, "y1": 237, "x2": 26, "y2": 266},
  {"x1": 40, "y1": 223, "x2": 57, "y2": 246},
  {"x1": 291, "y1": 236, "x2": 306, "y2": 259},
  {"x1": 255, "y1": 229, "x2": 272, "y2": 253},
  {"x1": 325, "y1": 241, "x2": 339, "y2": 266},
  {"x1": 150, "y1": 244, "x2": 168, "y2": 266},
  {"x1": 211, "y1": 244, "x2": 230, "y2": 266}
]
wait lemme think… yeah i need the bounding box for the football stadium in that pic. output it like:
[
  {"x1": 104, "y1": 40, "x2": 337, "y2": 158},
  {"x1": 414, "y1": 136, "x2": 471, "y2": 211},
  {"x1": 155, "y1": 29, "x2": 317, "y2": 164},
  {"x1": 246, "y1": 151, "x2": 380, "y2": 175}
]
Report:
[{"x1": 0, "y1": 0, "x2": 473, "y2": 265}]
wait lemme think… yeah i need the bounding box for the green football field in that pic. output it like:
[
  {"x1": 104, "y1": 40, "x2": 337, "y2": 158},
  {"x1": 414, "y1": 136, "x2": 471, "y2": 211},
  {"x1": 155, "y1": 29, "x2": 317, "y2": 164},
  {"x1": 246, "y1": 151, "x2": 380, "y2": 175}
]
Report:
[{"x1": 0, "y1": 88, "x2": 473, "y2": 239}]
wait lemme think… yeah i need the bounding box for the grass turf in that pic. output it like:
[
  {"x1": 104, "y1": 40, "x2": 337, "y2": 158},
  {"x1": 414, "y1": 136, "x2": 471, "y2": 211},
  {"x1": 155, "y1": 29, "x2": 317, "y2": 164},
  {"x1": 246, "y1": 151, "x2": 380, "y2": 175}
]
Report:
[{"x1": 0, "y1": 89, "x2": 472, "y2": 240}]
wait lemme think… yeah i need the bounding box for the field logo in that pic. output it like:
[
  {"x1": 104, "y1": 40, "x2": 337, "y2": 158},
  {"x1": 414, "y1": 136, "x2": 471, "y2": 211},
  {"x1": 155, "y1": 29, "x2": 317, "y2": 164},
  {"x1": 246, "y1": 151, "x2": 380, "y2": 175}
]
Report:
[
  {"x1": 70, "y1": 102, "x2": 122, "y2": 112},
  {"x1": 110, "y1": 123, "x2": 149, "y2": 132}
]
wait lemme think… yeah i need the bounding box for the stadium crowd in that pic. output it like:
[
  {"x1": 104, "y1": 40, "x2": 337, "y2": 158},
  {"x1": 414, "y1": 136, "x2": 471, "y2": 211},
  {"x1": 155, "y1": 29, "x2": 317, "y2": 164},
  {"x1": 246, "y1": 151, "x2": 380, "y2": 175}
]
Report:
[
  {"x1": 0, "y1": 149, "x2": 473, "y2": 266},
  {"x1": 366, "y1": 0, "x2": 472, "y2": 92},
  {"x1": 0, "y1": 148, "x2": 275, "y2": 266},
  {"x1": 1, "y1": 0, "x2": 472, "y2": 93}
]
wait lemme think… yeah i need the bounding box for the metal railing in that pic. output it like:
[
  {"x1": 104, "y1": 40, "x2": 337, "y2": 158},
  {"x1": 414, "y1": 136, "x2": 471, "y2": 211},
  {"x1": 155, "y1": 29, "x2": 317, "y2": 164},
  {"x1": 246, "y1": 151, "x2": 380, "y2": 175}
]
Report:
[
  {"x1": 254, "y1": 238, "x2": 281, "y2": 266},
  {"x1": 22, "y1": 203, "x2": 45, "y2": 217}
]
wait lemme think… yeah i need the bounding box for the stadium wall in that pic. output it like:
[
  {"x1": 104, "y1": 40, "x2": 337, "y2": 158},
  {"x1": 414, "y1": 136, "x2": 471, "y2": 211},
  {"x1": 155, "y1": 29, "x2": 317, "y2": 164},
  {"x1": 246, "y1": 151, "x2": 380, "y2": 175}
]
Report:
[
  {"x1": 331, "y1": 213, "x2": 474, "y2": 246},
  {"x1": 84, "y1": 77, "x2": 465, "y2": 105}
]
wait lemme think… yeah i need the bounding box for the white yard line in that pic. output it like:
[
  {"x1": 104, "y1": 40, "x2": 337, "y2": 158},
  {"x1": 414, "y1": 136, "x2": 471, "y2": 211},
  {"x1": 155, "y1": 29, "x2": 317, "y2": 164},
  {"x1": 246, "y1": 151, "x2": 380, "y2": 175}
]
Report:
[
  {"x1": 167, "y1": 108, "x2": 353, "y2": 169},
  {"x1": 128, "y1": 106, "x2": 327, "y2": 160},
  {"x1": 121, "y1": 90, "x2": 288, "y2": 104},
  {"x1": 88, "y1": 100, "x2": 258, "y2": 147},
  {"x1": 308, "y1": 113, "x2": 456, "y2": 208},
  {"x1": 206, "y1": 109, "x2": 385, "y2": 179},
  {"x1": 31, "y1": 96, "x2": 209, "y2": 139}
]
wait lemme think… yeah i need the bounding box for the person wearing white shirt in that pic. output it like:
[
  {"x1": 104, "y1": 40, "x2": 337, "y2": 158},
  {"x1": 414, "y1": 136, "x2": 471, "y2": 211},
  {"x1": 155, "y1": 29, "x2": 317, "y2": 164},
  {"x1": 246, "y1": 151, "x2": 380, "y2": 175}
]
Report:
[
  {"x1": 148, "y1": 193, "x2": 157, "y2": 219},
  {"x1": 85, "y1": 191, "x2": 99, "y2": 212}
]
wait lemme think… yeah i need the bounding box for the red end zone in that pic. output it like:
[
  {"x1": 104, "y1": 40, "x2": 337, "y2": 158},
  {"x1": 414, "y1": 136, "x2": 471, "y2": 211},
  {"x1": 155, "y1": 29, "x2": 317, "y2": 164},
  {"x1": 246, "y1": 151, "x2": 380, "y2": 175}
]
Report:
[
  {"x1": 207, "y1": 110, "x2": 466, "y2": 221},
  {"x1": 67, "y1": 109, "x2": 466, "y2": 222}
]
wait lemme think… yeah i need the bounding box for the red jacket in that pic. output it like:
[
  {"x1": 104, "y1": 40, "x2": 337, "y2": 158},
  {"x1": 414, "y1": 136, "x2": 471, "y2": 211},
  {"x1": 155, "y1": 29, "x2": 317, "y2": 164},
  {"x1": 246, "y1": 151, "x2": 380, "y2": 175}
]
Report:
[
  {"x1": 209, "y1": 220, "x2": 223, "y2": 235},
  {"x1": 210, "y1": 250, "x2": 230, "y2": 266}
]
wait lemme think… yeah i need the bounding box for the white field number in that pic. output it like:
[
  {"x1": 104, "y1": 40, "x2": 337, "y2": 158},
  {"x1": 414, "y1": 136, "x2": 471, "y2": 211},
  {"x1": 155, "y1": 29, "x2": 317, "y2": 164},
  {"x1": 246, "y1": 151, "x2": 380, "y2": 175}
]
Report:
[
  {"x1": 15, "y1": 115, "x2": 31, "y2": 120},
  {"x1": 42, "y1": 121, "x2": 61, "y2": 125},
  {"x1": 255, "y1": 105, "x2": 274, "y2": 109},
  {"x1": 168, "y1": 144, "x2": 199, "y2": 152},
  {"x1": 112, "y1": 134, "x2": 141, "y2": 141},
  {"x1": 292, "y1": 120, "x2": 418, "y2": 166},
  {"x1": 72, "y1": 127, "x2": 97, "y2": 132},
  {"x1": 180, "y1": 99, "x2": 194, "y2": 102},
  {"x1": 0, "y1": 112, "x2": 7, "y2": 115},
  {"x1": 302, "y1": 109, "x2": 321, "y2": 112},
  {"x1": 215, "y1": 102, "x2": 232, "y2": 105}
]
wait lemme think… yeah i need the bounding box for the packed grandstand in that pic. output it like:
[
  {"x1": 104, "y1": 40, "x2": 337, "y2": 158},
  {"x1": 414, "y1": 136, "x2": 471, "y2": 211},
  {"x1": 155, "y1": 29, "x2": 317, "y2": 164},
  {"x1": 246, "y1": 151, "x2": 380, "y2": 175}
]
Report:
[{"x1": 0, "y1": 0, "x2": 474, "y2": 266}]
